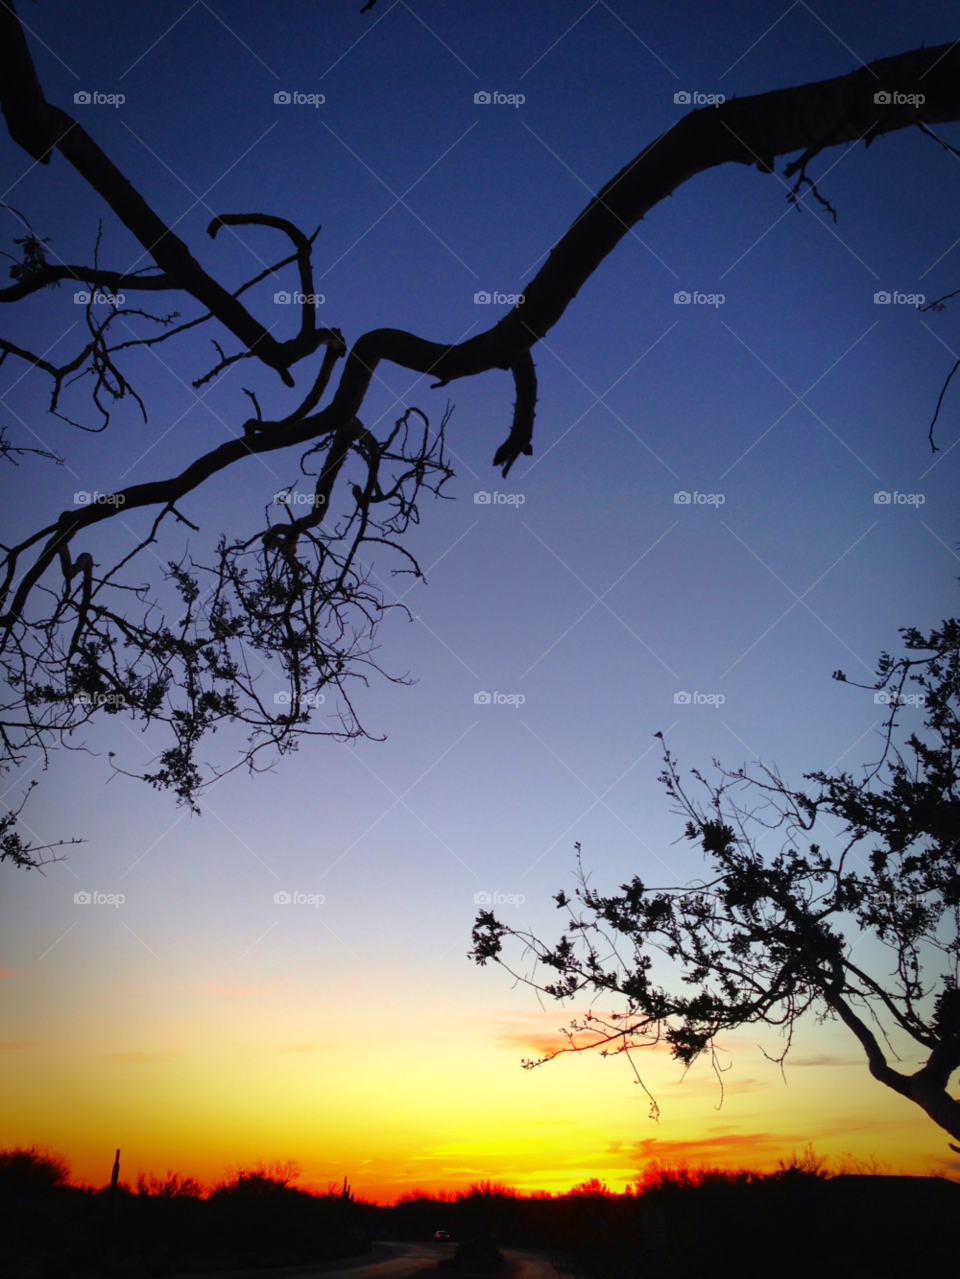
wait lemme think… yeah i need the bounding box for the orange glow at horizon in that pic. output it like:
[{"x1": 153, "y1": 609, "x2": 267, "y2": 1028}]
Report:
[{"x1": 3, "y1": 967, "x2": 954, "y2": 1203}]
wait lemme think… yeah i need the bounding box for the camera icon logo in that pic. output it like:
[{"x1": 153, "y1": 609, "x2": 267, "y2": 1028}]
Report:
[
  {"x1": 674, "y1": 290, "x2": 691, "y2": 304},
  {"x1": 874, "y1": 291, "x2": 891, "y2": 304},
  {"x1": 874, "y1": 91, "x2": 891, "y2": 104},
  {"x1": 474, "y1": 91, "x2": 491, "y2": 104},
  {"x1": 74, "y1": 491, "x2": 91, "y2": 504},
  {"x1": 674, "y1": 691, "x2": 692, "y2": 704},
  {"x1": 674, "y1": 91, "x2": 691, "y2": 104},
  {"x1": 873, "y1": 691, "x2": 892, "y2": 704},
  {"x1": 274, "y1": 890, "x2": 292, "y2": 904},
  {"x1": 274, "y1": 91, "x2": 291, "y2": 104},
  {"x1": 273, "y1": 691, "x2": 292, "y2": 704},
  {"x1": 74, "y1": 291, "x2": 91, "y2": 305},
  {"x1": 474, "y1": 890, "x2": 492, "y2": 904},
  {"x1": 74, "y1": 91, "x2": 91, "y2": 105},
  {"x1": 474, "y1": 491, "x2": 491, "y2": 504},
  {"x1": 474, "y1": 691, "x2": 491, "y2": 704},
  {"x1": 674, "y1": 491, "x2": 691, "y2": 504},
  {"x1": 874, "y1": 491, "x2": 891, "y2": 504},
  {"x1": 474, "y1": 291, "x2": 491, "y2": 304},
  {"x1": 274, "y1": 291, "x2": 291, "y2": 304},
  {"x1": 74, "y1": 891, "x2": 92, "y2": 904}
]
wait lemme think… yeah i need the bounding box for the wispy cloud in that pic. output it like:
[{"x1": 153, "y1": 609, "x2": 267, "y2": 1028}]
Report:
[
  {"x1": 786, "y1": 1053, "x2": 863, "y2": 1067},
  {"x1": 254, "y1": 1042, "x2": 337, "y2": 1055},
  {"x1": 486, "y1": 1008, "x2": 673, "y2": 1061},
  {"x1": 629, "y1": 1130, "x2": 789, "y2": 1165},
  {"x1": 203, "y1": 985, "x2": 271, "y2": 997},
  {"x1": 103, "y1": 1051, "x2": 186, "y2": 1065}
]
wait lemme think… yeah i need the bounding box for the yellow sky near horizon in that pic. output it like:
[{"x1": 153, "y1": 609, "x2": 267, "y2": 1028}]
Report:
[{"x1": 2, "y1": 964, "x2": 953, "y2": 1201}]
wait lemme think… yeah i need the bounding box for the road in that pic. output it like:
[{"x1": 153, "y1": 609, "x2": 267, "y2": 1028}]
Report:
[
  {"x1": 502, "y1": 1247, "x2": 565, "y2": 1279},
  {"x1": 183, "y1": 1241, "x2": 562, "y2": 1279}
]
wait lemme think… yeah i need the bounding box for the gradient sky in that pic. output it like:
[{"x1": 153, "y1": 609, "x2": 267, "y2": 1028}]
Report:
[{"x1": 1, "y1": 0, "x2": 958, "y2": 1200}]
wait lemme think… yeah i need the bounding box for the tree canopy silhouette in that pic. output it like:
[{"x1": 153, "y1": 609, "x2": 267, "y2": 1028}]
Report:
[{"x1": 471, "y1": 611, "x2": 960, "y2": 1146}]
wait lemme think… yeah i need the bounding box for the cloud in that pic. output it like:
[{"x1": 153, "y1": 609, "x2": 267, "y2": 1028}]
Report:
[
  {"x1": 810, "y1": 1114, "x2": 912, "y2": 1139},
  {"x1": 628, "y1": 1131, "x2": 789, "y2": 1166},
  {"x1": 0, "y1": 1040, "x2": 36, "y2": 1050},
  {"x1": 623, "y1": 1109, "x2": 924, "y2": 1172},
  {"x1": 255, "y1": 1042, "x2": 336, "y2": 1055},
  {"x1": 103, "y1": 1051, "x2": 186, "y2": 1065},
  {"x1": 664, "y1": 1074, "x2": 768, "y2": 1097},
  {"x1": 493, "y1": 1030, "x2": 578, "y2": 1058},
  {"x1": 783, "y1": 1054, "x2": 863, "y2": 1067},
  {"x1": 202, "y1": 985, "x2": 271, "y2": 997},
  {"x1": 486, "y1": 1008, "x2": 670, "y2": 1061}
]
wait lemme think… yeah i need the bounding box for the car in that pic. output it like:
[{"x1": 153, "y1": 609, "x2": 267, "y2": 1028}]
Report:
[{"x1": 434, "y1": 1231, "x2": 451, "y2": 1241}]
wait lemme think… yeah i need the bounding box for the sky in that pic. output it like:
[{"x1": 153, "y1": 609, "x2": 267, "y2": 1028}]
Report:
[{"x1": 1, "y1": 0, "x2": 958, "y2": 1200}]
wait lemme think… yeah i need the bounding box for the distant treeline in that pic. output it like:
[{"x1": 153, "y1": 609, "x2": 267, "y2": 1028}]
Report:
[
  {"x1": 379, "y1": 1159, "x2": 959, "y2": 1279},
  {"x1": 1, "y1": 1145, "x2": 958, "y2": 1279}
]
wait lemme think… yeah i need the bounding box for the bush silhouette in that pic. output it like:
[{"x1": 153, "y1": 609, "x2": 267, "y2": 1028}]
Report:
[{"x1": 0, "y1": 1145, "x2": 69, "y2": 1196}]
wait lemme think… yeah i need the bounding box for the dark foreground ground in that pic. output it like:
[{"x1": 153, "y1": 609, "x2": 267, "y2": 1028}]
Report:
[{"x1": 2, "y1": 1174, "x2": 958, "y2": 1279}]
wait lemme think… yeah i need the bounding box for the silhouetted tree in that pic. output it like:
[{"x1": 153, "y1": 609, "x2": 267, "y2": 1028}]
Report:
[
  {"x1": 1, "y1": 1, "x2": 959, "y2": 814},
  {"x1": 472, "y1": 611, "x2": 960, "y2": 1145}
]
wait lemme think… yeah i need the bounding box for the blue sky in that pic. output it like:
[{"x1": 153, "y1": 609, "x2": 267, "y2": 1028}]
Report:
[{"x1": 1, "y1": 0, "x2": 958, "y2": 1193}]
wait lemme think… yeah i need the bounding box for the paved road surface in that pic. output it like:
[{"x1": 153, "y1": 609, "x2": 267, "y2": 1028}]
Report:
[
  {"x1": 502, "y1": 1247, "x2": 564, "y2": 1279},
  {"x1": 184, "y1": 1239, "x2": 561, "y2": 1279}
]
